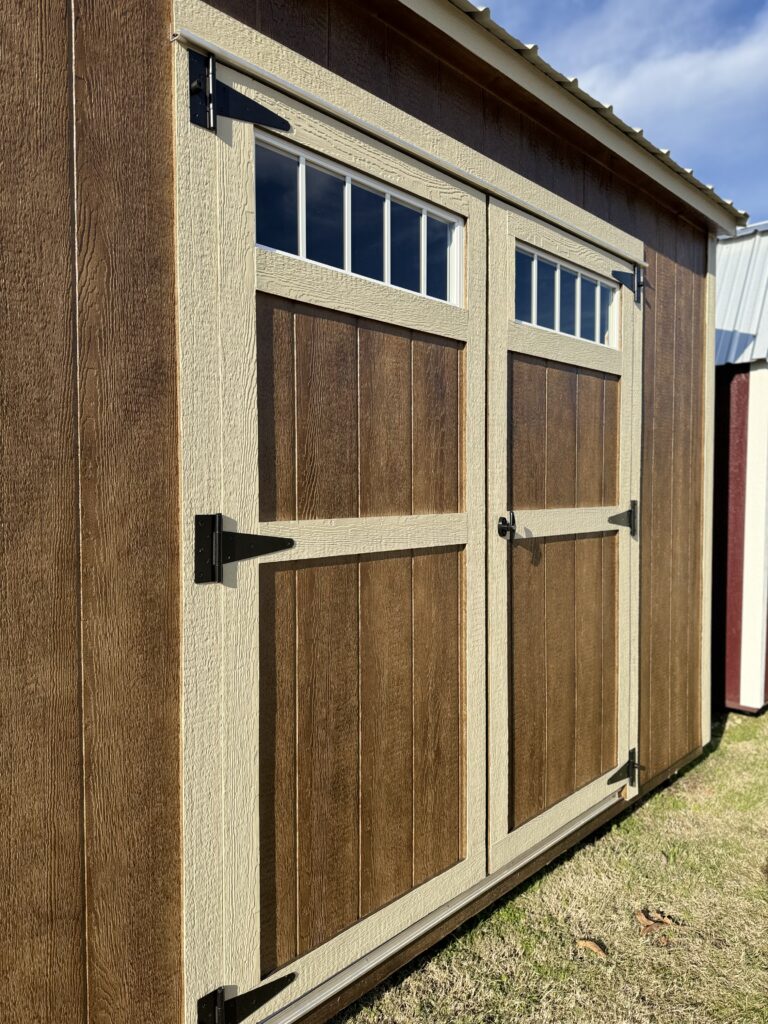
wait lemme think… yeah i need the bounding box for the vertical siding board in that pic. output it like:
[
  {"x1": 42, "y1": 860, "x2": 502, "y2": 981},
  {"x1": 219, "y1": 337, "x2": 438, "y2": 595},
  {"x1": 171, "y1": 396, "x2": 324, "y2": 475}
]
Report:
[
  {"x1": 297, "y1": 560, "x2": 359, "y2": 954},
  {"x1": 360, "y1": 554, "x2": 414, "y2": 916},
  {"x1": 359, "y1": 327, "x2": 412, "y2": 517},
  {"x1": 74, "y1": 0, "x2": 182, "y2": 1019},
  {"x1": 576, "y1": 370, "x2": 605, "y2": 508},
  {"x1": 724, "y1": 371, "x2": 750, "y2": 708},
  {"x1": 509, "y1": 540, "x2": 547, "y2": 828},
  {"x1": 295, "y1": 311, "x2": 358, "y2": 520},
  {"x1": 4, "y1": 2, "x2": 85, "y2": 1021},
  {"x1": 509, "y1": 355, "x2": 547, "y2": 510},
  {"x1": 602, "y1": 378, "x2": 620, "y2": 508},
  {"x1": 259, "y1": 566, "x2": 298, "y2": 973},
  {"x1": 544, "y1": 537, "x2": 577, "y2": 807},
  {"x1": 412, "y1": 338, "x2": 460, "y2": 514},
  {"x1": 257, "y1": 296, "x2": 297, "y2": 521},
  {"x1": 669, "y1": 225, "x2": 695, "y2": 763},
  {"x1": 413, "y1": 549, "x2": 462, "y2": 884},
  {"x1": 649, "y1": 220, "x2": 678, "y2": 778},
  {"x1": 574, "y1": 536, "x2": 604, "y2": 788},
  {"x1": 601, "y1": 534, "x2": 619, "y2": 772},
  {"x1": 544, "y1": 365, "x2": 578, "y2": 508}
]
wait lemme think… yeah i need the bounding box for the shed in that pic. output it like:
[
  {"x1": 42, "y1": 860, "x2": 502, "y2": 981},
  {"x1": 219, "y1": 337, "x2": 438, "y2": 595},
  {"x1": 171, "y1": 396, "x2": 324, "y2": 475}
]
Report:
[
  {"x1": 713, "y1": 222, "x2": 768, "y2": 713},
  {"x1": 5, "y1": 2, "x2": 746, "y2": 1023}
]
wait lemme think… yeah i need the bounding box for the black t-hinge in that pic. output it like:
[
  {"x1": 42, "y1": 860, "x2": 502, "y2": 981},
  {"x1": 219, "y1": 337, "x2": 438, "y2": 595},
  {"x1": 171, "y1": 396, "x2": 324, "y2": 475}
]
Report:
[
  {"x1": 188, "y1": 49, "x2": 291, "y2": 135},
  {"x1": 198, "y1": 974, "x2": 295, "y2": 1024}
]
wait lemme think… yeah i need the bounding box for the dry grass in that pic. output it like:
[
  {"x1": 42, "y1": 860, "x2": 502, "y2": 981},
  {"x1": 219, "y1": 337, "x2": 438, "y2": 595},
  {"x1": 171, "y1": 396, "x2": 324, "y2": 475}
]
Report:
[{"x1": 339, "y1": 712, "x2": 768, "y2": 1024}]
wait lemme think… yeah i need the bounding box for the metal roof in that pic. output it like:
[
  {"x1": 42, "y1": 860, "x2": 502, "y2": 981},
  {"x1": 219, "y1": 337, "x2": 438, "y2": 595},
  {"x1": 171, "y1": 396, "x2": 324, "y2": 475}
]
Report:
[
  {"x1": 716, "y1": 222, "x2": 768, "y2": 365},
  {"x1": 444, "y1": 0, "x2": 748, "y2": 227}
]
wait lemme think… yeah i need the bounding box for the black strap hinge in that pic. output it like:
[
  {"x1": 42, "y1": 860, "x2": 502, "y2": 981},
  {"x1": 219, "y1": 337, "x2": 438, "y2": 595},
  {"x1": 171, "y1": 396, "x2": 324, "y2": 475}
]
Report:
[
  {"x1": 195, "y1": 513, "x2": 294, "y2": 584},
  {"x1": 634, "y1": 265, "x2": 645, "y2": 304},
  {"x1": 189, "y1": 50, "x2": 291, "y2": 134},
  {"x1": 607, "y1": 499, "x2": 639, "y2": 539},
  {"x1": 198, "y1": 974, "x2": 296, "y2": 1024},
  {"x1": 608, "y1": 747, "x2": 645, "y2": 788}
]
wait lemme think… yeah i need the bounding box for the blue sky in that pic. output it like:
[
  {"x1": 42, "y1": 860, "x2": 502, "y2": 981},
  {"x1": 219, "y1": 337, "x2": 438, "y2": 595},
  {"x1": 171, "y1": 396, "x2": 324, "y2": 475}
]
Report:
[{"x1": 485, "y1": 0, "x2": 768, "y2": 222}]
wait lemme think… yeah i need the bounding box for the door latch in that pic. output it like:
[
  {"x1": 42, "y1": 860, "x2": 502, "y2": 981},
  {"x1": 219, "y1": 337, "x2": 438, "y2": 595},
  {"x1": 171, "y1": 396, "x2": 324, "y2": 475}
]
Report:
[
  {"x1": 195, "y1": 513, "x2": 294, "y2": 584},
  {"x1": 498, "y1": 512, "x2": 516, "y2": 540}
]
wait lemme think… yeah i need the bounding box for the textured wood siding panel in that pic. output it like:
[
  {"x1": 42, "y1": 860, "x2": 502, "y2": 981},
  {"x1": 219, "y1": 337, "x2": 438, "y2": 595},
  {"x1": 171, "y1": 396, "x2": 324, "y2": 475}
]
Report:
[
  {"x1": 508, "y1": 355, "x2": 620, "y2": 511},
  {"x1": 3, "y1": 4, "x2": 84, "y2": 1022},
  {"x1": 256, "y1": 295, "x2": 463, "y2": 519},
  {"x1": 260, "y1": 549, "x2": 464, "y2": 971},
  {"x1": 73, "y1": 0, "x2": 182, "y2": 1020},
  {"x1": 509, "y1": 534, "x2": 618, "y2": 828}
]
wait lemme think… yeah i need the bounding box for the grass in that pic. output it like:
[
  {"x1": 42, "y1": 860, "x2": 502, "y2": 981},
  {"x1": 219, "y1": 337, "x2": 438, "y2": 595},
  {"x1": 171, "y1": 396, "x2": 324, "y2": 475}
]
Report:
[{"x1": 339, "y1": 712, "x2": 768, "y2": 1024}]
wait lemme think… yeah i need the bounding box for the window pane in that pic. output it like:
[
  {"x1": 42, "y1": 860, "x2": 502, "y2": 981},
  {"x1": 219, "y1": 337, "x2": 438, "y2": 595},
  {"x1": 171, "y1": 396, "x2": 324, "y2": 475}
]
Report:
[
  {"x1": 515, "y1": 250, "x2": 533, "y2": 323},
  {"x1": 560, "y1": 268, "x2": 577, "y2": 335},
  {"x1": 600, "y1": 284, "x2": 613, "y2": 345},
  {"x1": 580, "y1": 277, "x2": 597, "y2": 341},
  {"x1": 305, "y1": 165, "x2": 344, "y2": 269},
  {"x1": 537, "y1": 259, "x2": 556, "y2": 330},
  {"x1": 351, "y1": 185, "x2": 384, "y2": 281},
  {"x1": 426, "y1": 217, "x2": 450, "y2": 301},
  {"x1": 390, "y1": 201, "x2": 421, "y2": 292},
  {"x1": 255, "y1": 145, "x2": 298, "y2": 254}
]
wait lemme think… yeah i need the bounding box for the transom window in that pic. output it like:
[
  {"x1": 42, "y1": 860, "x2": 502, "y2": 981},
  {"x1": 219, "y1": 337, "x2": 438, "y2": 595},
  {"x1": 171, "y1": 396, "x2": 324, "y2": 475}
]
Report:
[
  {"x1": 515, "y1": 246, "x2": 618, "y2": 346},
  {"x1": 255, "y1": 136, "x2": 463, "y2": 305}
]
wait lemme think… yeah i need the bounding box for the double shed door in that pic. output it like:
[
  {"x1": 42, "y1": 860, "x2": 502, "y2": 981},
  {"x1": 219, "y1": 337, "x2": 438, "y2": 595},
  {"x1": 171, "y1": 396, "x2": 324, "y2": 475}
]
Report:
[
  {"x1": 487, "y1": 201, "x2": 642, "y2": 871},
  {"x1": 177, "y1": 61, "x2": 487, "y2": 1017}
]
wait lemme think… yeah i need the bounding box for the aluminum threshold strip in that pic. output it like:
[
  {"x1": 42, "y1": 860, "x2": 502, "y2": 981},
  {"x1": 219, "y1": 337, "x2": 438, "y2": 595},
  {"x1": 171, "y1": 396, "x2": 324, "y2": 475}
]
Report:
[
  {"x1": 172, "y1": 30, "x2": 646, "y2": 269},
  {"x1": 261, "y1": 791, "x2": 621, "y2": 1024}
]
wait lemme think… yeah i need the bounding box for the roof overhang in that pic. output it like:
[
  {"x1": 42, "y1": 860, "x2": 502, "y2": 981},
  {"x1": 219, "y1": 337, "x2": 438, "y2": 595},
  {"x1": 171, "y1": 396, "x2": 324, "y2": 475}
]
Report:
[{"x1": 396, "y1": 0, "x2": 747, "y2": 234}]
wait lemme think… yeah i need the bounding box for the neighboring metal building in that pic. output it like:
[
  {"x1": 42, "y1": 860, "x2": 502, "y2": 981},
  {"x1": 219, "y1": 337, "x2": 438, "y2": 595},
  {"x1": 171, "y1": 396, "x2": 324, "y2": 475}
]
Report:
[{"x1": 714, "y1": 222, "x2": 768, "y2": 713}]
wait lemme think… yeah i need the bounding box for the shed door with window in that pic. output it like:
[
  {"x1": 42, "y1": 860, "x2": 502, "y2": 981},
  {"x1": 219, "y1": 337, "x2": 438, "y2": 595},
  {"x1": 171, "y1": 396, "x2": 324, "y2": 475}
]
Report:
[
  {"x1": 487, "y1": 201, "x2": 642, "y2": 871},
  {"x1": 176, "y1": 58, "x2": 486, "y2": 1019}
]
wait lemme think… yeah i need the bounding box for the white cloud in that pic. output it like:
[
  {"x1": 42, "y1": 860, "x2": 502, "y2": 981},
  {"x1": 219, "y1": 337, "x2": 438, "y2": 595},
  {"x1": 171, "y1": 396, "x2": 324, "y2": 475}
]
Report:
[{"x1": 485, "y1": 0, "x2": 768, "y2": 217}]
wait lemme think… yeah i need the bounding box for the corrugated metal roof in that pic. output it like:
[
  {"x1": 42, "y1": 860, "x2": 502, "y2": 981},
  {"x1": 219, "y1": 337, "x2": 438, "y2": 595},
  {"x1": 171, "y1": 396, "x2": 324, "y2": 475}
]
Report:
[
  {"x1": 716, "y1": 223, "x2": 768, "y2": 365},
  {"x1": 444, "y1": 0, "x2": 748, "y2": 227}
]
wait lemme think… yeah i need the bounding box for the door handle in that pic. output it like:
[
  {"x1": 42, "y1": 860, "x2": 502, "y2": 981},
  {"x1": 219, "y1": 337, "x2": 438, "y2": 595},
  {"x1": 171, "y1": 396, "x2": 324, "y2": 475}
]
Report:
[
  {"x1": 498, "y1": 512, "x2": 516, "y2": 540},
  {"x1": 195, "y1": 513, "x2": 294, "y2": 584}
]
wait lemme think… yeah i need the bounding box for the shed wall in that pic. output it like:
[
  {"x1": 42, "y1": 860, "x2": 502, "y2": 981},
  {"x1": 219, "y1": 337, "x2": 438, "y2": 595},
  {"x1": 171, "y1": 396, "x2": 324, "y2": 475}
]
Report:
[{"x1": 6, "y1": 1, "x2": 711, "y2": 1022}]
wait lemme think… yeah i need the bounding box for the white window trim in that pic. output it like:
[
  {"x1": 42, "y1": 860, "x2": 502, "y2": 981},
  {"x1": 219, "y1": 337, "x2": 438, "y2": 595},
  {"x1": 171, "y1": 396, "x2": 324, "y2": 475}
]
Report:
[
  {"x1": 255, "y1": 129, "x2": 464, "y2": 306},
  {"x1": 515, "y1": 242, "x2": 620, "y2": 348}
]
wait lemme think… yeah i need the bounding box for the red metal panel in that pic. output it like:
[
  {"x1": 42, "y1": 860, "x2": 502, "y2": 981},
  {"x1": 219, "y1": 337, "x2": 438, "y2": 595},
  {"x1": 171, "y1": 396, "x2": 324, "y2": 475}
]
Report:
[{"x1": 724, "y1": 369, "x2": 750, "y2": 709}]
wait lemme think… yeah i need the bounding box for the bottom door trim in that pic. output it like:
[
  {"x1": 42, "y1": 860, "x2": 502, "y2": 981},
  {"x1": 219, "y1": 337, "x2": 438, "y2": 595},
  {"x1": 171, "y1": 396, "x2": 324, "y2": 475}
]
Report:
[{"x1": 260, "y1": 792, "x2": 621, "y2": 1024}]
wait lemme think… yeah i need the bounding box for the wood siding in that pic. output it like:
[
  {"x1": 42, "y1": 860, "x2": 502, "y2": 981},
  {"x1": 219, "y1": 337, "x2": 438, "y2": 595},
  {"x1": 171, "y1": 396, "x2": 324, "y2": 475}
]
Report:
[
  {"x1": 214, "y1": 0, "x2": 710, "y2": 787},
  {"x1": 4, "y1": 4, "x2": 84, "y2": 1022},
  {"x1": 259, "y1": 549, "x2": 464, "y2": 973},
  {"x1": 509, "y1": 533, "x2": 617, "y2": 827},
  {"x1": 508, "y1": 355, "x2": 619, "y2": 510},
  {"x1": 256, "y1": 295, "x2": 462, "y2": 521}
]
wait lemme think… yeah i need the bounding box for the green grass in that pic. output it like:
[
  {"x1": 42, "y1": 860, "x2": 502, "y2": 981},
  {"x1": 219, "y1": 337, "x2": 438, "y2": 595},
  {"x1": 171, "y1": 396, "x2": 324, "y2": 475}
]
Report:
[{"x1": 339, "y1": 713, "x2": 768, "y2": 1024}]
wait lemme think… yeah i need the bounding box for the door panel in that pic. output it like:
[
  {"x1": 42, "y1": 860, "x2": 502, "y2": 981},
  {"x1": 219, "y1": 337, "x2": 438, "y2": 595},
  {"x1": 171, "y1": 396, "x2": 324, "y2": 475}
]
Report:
[
  {"x1": 177, "y1": 56, "x2": 486, "y2": 1018},
  {"x1": 488, "y1": 200, "x2": 641, "y2": 872}
]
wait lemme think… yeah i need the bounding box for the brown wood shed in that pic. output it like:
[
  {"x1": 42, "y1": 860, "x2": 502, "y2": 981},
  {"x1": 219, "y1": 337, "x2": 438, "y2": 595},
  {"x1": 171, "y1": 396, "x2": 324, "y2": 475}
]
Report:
[{"x1": 4, "y1": 2, "x2": 745, "y2": 1023}]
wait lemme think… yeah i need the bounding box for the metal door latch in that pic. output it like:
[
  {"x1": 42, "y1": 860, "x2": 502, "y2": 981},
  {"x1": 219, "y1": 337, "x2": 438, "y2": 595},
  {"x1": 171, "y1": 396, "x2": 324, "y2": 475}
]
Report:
[
  {"x1": 198, "y1": 973, "x2": 296, "y2": 1024},
  {"x1": 498, "y1": 512, "x2": 516, "y2": 540},
  {"x1": 195, "y1": 513, "x2": 294, "y2": 584}
]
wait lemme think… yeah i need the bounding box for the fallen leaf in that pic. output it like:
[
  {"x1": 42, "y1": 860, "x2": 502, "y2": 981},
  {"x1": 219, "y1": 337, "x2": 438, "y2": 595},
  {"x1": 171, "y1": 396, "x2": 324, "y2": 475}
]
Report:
[
  {"x1": 648, "y1": 909, "x2": 677, "y2": 926},
  {"x1": 576, "y1": 939, "x2": 607, "y2": 958},
  {"x1": 634, "y1": 910, "x2": 661, "y2": 932},
  {"x1": 654, "y1": 934, "x2": 672, "y2": 947}
]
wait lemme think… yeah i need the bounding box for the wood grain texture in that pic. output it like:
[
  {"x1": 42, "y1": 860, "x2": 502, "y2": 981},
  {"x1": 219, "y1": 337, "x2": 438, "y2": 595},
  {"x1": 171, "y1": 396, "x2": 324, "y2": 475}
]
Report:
[
  {"x1": 3, "y1": 3, "x2": 84, "y2": 1021},
  {"x1": 360, "y1": 554, "x2": 414, "y2": 916},
  {"x1": 297, "y1": 559, "x2": 360, "y2": 955},
  {"x1": 262, "y1": 549, "x2": 464, "y2": 969},
  {"x1": 260, "y1": 565, "x2": 298, "y2": 974},
  {"x1": 296, "y1": 308, "x2": 359, "y2": 519},
  {"x1": 575, "y1": 536, "x2": 604, "y2": 787},
  {"x1": 509, "y1": 355, "x2": 619, "y2": 512},
  {"x1": 257, "y1": 298, "x2": 462, "y2": 522},
  {"x1": 413, "y1": 548, "x2": 462, "y2": 884},
  {"x1": 74, "y1": 0, "x2": 182, "y2": 1020},
  {"x1": 544, "y1": 537, "x2": 577, "y2": 806}
]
